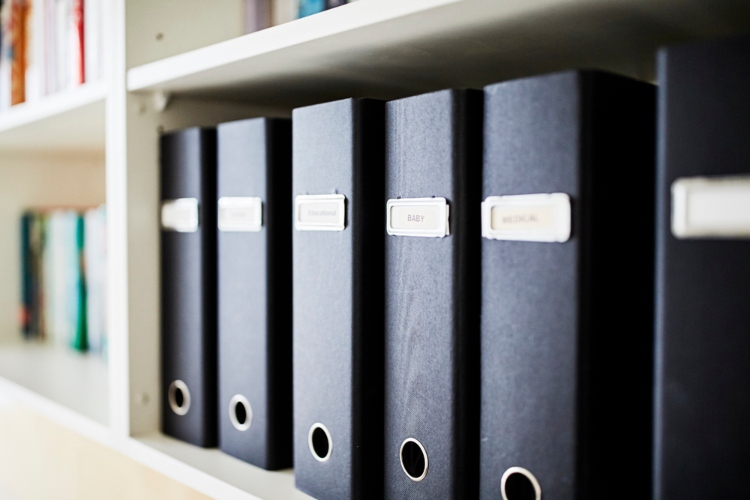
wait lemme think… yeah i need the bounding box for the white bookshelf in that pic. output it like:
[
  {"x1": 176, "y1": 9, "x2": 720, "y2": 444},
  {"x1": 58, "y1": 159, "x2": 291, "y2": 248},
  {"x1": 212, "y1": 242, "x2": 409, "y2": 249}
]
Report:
[
  {"x1": 126, "y1": 0, "x2": 750, "y2": 106},
  {"x1": 0, "y1": 0, "x2": 112, "y2": 484},
  {"x1": 0, "y1": 0, "x2": 749, "y2": 498}
]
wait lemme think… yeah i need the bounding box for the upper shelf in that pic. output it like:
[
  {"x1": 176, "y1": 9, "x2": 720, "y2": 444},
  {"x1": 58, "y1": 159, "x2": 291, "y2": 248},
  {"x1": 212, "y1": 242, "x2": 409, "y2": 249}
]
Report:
[
  {"x1": 127, "y1": 0, "x2": 750, "y2": 108},
  {"x1": 0, "y1": 82, "x2": 107, "y2": 152}
]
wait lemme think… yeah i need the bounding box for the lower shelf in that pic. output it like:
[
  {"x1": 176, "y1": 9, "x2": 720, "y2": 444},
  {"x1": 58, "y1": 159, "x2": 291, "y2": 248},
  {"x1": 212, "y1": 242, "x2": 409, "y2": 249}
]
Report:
[
  {"x1": 0, "y1": 344, "x2": 313, "y2": 499},
  {"x1": 125, "y1": 432, "x2": 314, "y2": 500},
  {"x1": 0, "y1": 342, "x2": 109, "y2": 444}
]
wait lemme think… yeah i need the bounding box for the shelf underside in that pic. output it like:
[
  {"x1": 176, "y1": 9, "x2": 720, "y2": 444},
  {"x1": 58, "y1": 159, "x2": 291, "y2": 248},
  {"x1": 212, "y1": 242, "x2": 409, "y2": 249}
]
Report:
[
  {"x1": 0, "y1": 83, "x2": 106, "y2": 152},
  {"x1": 128, "y1": 0, "x2": 750, "y2": 108}
]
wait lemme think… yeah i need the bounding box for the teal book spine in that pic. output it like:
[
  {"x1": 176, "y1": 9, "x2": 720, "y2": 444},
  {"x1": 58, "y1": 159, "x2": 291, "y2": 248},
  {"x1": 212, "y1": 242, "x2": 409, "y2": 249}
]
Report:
[
  {"x1": 298, "y1": 0, "x2": 324, "y2": 18},
  {"x1": 73, "y1": 213, "x2": 88, "y2": 352},
  {"x1": 20, "y1": 212, "x2": 32, "y2": 337}
]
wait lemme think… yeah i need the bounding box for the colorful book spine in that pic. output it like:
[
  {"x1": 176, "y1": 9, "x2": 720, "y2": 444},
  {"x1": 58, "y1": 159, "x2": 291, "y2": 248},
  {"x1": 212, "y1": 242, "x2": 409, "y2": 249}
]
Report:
[
  {"x1": 70, "y1": 0, "x2": 83, "y2": 86},
  {"x1": 0, "y1": 0, "x2": 13, "y2": 109},
  {"x1": 20, "y1": 207, "x2": 105, "y2": 356},
  {"x1": 29, "y1": 212, "x2": 45, "y2": 338},
  {"x1": 243, "y1": 0, "x2": 271, "y2": 34},
  {"x1": 297, "y1": 0, "x2": 324, "y2": 18},
  {"x1": 20, "y1": 212, "x2": 32, "y2": 337},
  {"x1": 0, "y1": 0, "x2": 101, "y2": 109},
  {"x1": 72, "y1": 212, "x2": 86, "y2": 351}
]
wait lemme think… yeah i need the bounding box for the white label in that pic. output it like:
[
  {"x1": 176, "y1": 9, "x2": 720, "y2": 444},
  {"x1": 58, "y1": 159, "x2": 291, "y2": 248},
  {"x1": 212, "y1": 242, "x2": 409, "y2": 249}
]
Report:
[
  {"x1": 295, "y1": 194, "x2": 346, "y2": 231},
  {"x1": 672, "y1": 175, "x2": 750, "y2": 238},
  {"x1": 218, "y1": 197, "x2": 262, "y2": 232},
  {"x1": 482, "y1": 193, "x2": 571, "y2": 242},
  {"x1": 161, "y1": 198, "x2": 199, "y2": 232},
  {"x1": 387, "y1": 197, "x2": 449, "y2": 237}
]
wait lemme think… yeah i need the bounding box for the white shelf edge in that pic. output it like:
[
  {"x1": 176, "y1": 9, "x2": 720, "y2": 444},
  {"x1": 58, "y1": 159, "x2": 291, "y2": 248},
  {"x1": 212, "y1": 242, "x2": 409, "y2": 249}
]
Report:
[
  {"x1": 0, "y1": 81, "x2": 108, "y2": 135},
  {"x1": 122, "y1": 437, "x2": 267, "y2": 500},
  {"x1": 0, "y1": 373, "x2": 112, "y2": 446},
  {"x1": 127, "y1": 0, "x2": 460, "y2": 92}
]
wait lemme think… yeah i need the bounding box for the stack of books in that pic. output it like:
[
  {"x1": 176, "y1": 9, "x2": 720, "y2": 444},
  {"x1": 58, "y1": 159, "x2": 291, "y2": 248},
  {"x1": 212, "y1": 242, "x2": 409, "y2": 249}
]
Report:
[
  {"x1": 20, "y1": 205, "x2": 107, "y2": 357},
  {"x1": 245, "y1": 0, "x2": 353, "y2": 33},
  {"x1": 0, "y1": 0, "x2": 103, "y2": 110}
]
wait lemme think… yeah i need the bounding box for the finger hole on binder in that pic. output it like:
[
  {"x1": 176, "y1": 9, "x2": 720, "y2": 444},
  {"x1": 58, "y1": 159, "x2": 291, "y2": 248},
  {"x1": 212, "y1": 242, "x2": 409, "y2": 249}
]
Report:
[
  {"x1": 168, "y1": 380, "x2": 190, "y2": 416},
  {"x1": 229, "y1": 394, "x2": 253, "y2": 431},
  {"x1": 400, "y1": 438, "x2": 428, "y2": 481},
  {"x1": 308, "y1": 423, "x2": 332, "y2": 462},
  {"x1": 501, "y1": 467, "x2": 542, "y2": 500}
]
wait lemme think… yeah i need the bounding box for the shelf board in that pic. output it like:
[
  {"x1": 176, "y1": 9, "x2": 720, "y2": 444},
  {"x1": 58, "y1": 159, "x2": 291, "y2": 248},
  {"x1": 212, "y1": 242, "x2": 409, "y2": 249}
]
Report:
[
  {"x1": 127, "y1": 0, "x2": 750, "y2": 107},
  {"x1": 0, "y1": 82, "x2": 107, "y2": 152},
  {"x1": 0, "y1": 342, "x2": 110, "y2": 444},
  {"x1": 125, "y1": 433, "x2": 314, "y2": 500}
]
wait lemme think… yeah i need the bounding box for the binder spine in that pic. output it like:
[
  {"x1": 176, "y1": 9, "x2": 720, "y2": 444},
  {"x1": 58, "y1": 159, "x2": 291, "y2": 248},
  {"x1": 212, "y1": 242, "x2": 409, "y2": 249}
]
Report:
[
  {"x1": 292, "y1": 98, "x2": 385, "y2": 500},
  {"x1": 160, "y1": 127, "x2": 218, "y2": 448},
  {"x1": 384, "y1": 89, "x2": 482, "y2": 499},
  {"x1": 264, "y1": 119, "x2": 294, "y2": 469},
  {"x1": 655, "y1": 36, "x2": 750, "y2": 500},
  {"x1": 217, "y1": 118, "x2": 292, "y2": 469},
  {"x1": 452, "y1": 89, "x2": 483, "y2": 498},
  {"x1": 479, "y1": 71, "x2": 654, "y2": 500},
  {"x1": 578, "y1": 72, "x2": 655, "y2": 498},
  {"x1": 351, "y1": 98, "x2": 386, "y2": 498}
]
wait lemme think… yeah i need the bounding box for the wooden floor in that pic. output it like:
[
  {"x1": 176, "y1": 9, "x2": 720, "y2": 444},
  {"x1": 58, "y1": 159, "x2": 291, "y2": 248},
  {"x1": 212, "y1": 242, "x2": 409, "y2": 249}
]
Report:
[{"x1": 0, "y1": 400, "x2": 208, "y2": 500}]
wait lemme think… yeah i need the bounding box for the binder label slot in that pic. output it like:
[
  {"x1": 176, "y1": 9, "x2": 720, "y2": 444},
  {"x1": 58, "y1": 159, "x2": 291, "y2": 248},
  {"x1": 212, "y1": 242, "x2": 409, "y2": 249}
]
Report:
[
  {"x1": 295, "y1": 194, "x2": 346, "y2": 231},
  {"x1": 387, "y1": 197, "x2": 449, "y2": 237},
  {"x1": 218, "y1": 197, "x2": 262, "y2": 232},
  {"x1": 672, "y1": 175, "x2": 750, "y2": 239},
  {"x1": 482, "y1": 193, "x2": 571, "y2": 242},
  {"x1": 161, "y1": 198, "x2": 199, "y2": 232}
]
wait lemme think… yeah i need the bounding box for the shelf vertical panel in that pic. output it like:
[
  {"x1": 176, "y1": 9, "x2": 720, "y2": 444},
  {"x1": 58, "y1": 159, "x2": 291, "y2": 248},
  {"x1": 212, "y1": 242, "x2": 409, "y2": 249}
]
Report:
[{"x1": 107, "y1": 0, "x2": 132, "y2": 443}]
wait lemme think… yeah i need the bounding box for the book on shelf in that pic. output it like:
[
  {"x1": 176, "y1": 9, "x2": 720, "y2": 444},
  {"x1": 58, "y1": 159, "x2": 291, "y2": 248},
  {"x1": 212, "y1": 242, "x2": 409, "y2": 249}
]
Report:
[
  {"x1": 0, "y1": 0, "x2": 103, "y2": 112},
  {"x1": 297, "y1": 0, "x2": 347, "y2": 19},
  {"x1": 247, "y1": 0, "x2": 355, "y2": 32},
  {"x1": 19, "y1": 205, "x2": 107, "y2": 358},
  {"x1": 244, "y1": 0, "x2": 272, "y2": 34},
  {"x1": 298, "y1": 0, "x2": 324, "y2": 18}
]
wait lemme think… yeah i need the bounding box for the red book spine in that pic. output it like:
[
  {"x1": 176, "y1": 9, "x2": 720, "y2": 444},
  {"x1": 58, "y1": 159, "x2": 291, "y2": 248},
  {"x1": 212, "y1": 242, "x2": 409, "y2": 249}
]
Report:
[{"x1": 74, "y1": 0, "x2": 83, "y2": 84}]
